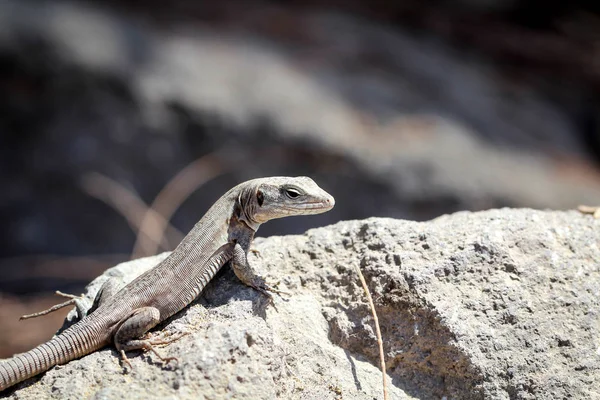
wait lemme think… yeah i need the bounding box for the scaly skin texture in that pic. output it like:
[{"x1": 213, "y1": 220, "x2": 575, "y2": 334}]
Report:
[{"x1": 0, "y1": 176, "x2": 335, "y2": 392}]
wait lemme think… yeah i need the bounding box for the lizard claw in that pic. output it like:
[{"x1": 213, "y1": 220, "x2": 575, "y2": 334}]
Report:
[
  {"x1": 251, "y1": 282, "x2": 292, "y2": 311},
  {"x1": 249, "y1": 284, "x2": 271, "y2": 299},
  {"x1": 263, "y1": 281, "x2": 291, "y2": 298},
  {"x1": 163, "y1": 331, "x2": 189, "y2": 343},
  {"x1": 146, "y1": 346, "x2": 179, "y2": 367},
  {"x1": 120, "y1": 350, "x2": 133, "y2": 372},
  {"x1": 253, "y1": 282, "x2": 290, "y2": 298},
  {"x1": 145, "y1": 330, "x2": 189, "y2": 346},
  {"x1": 158, "y1": 354, "x2": 179, "y2": 367}
]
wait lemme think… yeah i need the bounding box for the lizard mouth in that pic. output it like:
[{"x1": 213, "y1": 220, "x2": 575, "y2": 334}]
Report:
[
  {"x1": 308, "y1": 201, "x2": 334, "y2": 210},
  {"x1": 284, "y1": 200, "x2": 335, "y2": 214}
]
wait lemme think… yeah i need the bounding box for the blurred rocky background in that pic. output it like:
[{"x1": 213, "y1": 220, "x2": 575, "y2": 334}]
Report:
[{"x1": 0, "y1": 0, "x2": 599, "y2": 357}]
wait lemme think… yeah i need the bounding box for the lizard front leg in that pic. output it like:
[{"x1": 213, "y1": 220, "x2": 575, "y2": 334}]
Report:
[
  {"x1": 113, "y1": 307, "x2": 178, "y2": 370},
  {"x1": 230, "y1": 242, "x2": 289, "y2": 302}
]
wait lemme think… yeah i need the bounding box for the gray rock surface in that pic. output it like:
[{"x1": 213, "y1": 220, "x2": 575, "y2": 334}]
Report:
[{"x1": 5, "y1": 209, "x2": 600, "y2": 399}]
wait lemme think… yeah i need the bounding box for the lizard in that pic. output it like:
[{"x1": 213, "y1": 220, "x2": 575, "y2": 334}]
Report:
[{"x1": 0, "y1": 176, "x2": 335, "y2": 392}]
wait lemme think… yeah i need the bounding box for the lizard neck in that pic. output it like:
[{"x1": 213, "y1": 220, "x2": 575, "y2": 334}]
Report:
[
  {"x1": 236, "y1": 186, "x2": 261, "y2": 231},
  {"x1": 240, "y1": 218, "x2": 260, "y2": 232},
  {"x1": 228, "y1": 211, "x2": 257, "y2": 250}
]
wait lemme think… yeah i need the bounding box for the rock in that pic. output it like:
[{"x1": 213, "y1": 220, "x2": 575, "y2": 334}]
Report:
[{"x1": 5, "y1": 209, "x2": 600, "y2": 399}]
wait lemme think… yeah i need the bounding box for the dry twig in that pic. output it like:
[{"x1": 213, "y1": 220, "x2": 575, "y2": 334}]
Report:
[{"x1": 355, "y1": 265, "x2": 389, "y2": 400}]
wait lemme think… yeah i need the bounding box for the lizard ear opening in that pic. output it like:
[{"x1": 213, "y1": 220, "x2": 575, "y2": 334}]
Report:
[{"x1": 256, "y1": 189, "x2": 264, "y2": 206}]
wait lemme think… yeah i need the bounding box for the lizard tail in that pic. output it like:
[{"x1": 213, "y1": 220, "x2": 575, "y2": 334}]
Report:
[{"x1": 0, "y1": 323, "x2": 105, "y2": 392}]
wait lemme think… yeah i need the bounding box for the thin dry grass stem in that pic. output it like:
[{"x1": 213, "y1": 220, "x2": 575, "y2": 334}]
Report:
[
  {"x1": 81, "y1": 173, "x2": 185, "y2": 253},
  {"x1": 355, "y1": 265, "x2": 389, "y2": 400},
  {"x1": 131, "y1": 153, "x2": 226, "y2": 259}
]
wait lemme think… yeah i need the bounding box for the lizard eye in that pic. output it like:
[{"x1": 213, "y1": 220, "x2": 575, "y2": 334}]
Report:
[
  {"x1": 285, "y1": 188, "x2": 301, "y2": 199},
  {"x1": 256, "y1": 190, "x2": 264, "y2": 206}
]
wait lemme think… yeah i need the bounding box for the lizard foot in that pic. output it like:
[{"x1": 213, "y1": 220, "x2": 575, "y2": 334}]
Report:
[
  {"x1": 143, "y1": 343, "x2": 179, "y2": 367},
  {"x1": 20, "y1": 291, "x2": 84, "y2": 320},
  {"x1": 144, "y1": 331, "x2": 189, "y2": 346},
  {"x1": 119, "y1": 341, "x2": 180, "y2": 371},
  {"x1": 250, "y1": 282, "x2": 292, "y2": 311},
  {"x1": 137, "y1": 332, "x2": 188, "y2": 366},
  {"x1": 120, "y1": 350, "x2": 133, "y2": 371},
  {"x1": 258, "y1": 281, "x2": 291, "y2": 297},
  {"x1": 578, "y1": 205, "x2": 600, "y2": 218},
  {"x1": 114, "y1": 306, "x2": 180, "y2": 370}
]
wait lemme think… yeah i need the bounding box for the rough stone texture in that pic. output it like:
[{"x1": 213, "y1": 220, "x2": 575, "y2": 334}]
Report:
[{"x1": 4, "y1": 209, "x2": 600, "y2": 399}]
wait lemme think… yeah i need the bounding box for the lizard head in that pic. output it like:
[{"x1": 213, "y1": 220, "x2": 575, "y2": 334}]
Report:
[{"x1": 239, "y1": 176, "x2": 335, "y2": 229}]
